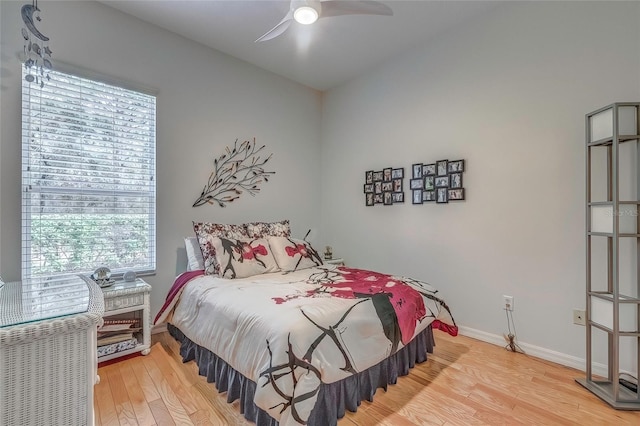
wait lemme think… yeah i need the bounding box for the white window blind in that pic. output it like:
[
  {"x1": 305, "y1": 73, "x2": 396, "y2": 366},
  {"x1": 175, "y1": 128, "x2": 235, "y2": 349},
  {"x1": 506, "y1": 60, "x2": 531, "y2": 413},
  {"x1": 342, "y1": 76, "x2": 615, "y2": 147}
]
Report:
[{"x1": 21, "y1": 67, "x2": 156, "y2": 280}]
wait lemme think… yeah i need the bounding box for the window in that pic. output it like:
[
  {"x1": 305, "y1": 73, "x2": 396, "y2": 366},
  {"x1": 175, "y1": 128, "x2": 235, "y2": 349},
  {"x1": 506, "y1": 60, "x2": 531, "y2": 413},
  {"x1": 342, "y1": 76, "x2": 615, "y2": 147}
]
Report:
[{"x1": 22, "y1": 68, "x2": 156, "y2": 280}]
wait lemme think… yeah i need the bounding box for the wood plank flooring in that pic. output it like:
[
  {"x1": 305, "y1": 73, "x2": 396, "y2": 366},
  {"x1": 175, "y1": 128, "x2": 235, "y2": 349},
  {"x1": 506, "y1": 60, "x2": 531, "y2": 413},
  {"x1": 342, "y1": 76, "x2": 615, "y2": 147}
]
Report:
[{"x1": 94, "y1": 332, "x2": 640, "y2": 425}]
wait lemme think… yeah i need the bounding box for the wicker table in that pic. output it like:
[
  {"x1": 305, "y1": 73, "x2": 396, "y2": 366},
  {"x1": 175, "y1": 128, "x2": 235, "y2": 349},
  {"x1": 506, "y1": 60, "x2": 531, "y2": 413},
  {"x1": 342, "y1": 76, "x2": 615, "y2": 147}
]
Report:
[{"x1": 0, "y1": 275, "x2": 104, "y2": 426}]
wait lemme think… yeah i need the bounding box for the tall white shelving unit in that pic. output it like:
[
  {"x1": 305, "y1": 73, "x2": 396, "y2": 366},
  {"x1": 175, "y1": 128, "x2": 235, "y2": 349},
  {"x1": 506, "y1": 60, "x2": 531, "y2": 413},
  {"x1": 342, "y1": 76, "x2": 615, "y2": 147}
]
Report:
[{"x1": 577, "y1": 102, "x2": 640, "y2": 409}]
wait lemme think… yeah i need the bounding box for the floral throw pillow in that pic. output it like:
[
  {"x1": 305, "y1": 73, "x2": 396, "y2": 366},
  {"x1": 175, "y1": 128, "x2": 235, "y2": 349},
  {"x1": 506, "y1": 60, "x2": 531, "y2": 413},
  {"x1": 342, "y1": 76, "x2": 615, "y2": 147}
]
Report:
[
  {"x1": 211, "y1": 237, "x2": 280, "y2": 279},
  {"x1": 268, "y1": 236, "x2": 324, "y2": 272},
  {"x1": 193, "y1": 222, "x2": 250, "y2": 275},
  {"x1": 245, "y1": 220, "x2": 291, "y2": 239}
]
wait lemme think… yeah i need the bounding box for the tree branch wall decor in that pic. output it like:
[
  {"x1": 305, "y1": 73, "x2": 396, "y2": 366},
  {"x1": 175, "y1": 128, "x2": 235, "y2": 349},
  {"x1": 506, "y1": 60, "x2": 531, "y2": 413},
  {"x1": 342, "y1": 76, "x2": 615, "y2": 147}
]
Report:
[{"x1": 193, "y1": 138, "x2": 275, "y2": 208}]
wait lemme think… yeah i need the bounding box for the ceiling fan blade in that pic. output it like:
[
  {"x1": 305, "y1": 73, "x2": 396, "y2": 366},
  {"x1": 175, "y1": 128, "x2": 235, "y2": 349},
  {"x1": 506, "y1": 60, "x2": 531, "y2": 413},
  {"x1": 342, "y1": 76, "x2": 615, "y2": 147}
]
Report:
[
  {"x1": 255, "y1": 10, "x2": 294, "y2": 42},
  {"x1": 320, "y1": 0, "x2": 393, "y2": 18}
]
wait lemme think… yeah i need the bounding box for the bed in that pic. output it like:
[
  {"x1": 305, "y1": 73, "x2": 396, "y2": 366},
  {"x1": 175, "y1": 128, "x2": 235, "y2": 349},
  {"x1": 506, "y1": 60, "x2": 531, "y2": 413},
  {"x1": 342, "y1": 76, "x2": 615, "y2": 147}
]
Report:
[{"x1": 155, "y1": 221, "x2": 457, "y2": 426}]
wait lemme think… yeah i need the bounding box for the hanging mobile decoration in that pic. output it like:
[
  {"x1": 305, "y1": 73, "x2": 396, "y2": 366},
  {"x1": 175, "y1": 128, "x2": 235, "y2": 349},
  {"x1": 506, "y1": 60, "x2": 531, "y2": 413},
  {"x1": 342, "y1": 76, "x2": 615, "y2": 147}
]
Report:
[
  {"x1": 192, "y1": 138, "x2": 275, "y2": 208},
  {"x1": 21, "y1": 0, "x2": 53, "y2": 87}
]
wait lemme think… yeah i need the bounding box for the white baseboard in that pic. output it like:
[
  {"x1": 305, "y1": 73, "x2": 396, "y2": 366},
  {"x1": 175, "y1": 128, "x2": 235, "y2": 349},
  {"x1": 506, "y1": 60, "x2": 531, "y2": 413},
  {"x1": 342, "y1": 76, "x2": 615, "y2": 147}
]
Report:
[
  {"x1": 152, "y1": 323, "x2": 167, "y2": 334},
  {"x1": 457, "y1": 325, "x2": 609, "y2": 378}
]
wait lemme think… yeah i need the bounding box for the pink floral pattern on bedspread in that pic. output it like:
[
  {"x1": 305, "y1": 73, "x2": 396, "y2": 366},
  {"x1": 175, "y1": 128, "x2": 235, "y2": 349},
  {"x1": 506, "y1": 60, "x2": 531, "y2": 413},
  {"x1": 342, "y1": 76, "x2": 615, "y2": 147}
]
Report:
[
  {"x1": 274, "y1": 268, "x2": 433, "y2": 345},
  {"x1": 160, "y1": 266, "x2": 458, "y2": 426},
  {"x1": 261, "y1": 267, "x2": 457, "y2": 424}
]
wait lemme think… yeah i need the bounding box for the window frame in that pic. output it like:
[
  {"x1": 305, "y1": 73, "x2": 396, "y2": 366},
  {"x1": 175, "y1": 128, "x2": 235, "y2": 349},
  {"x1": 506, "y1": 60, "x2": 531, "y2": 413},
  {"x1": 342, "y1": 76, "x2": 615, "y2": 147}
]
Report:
[{"x1": 21, "y1": 63, "x2": 157, "y2": 280}]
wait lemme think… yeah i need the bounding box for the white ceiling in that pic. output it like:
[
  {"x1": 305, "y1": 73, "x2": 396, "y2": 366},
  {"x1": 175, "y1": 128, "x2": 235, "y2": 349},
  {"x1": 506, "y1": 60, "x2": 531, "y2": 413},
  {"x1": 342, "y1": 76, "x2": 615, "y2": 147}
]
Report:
[{"x1": 100, "y1": 0, "x2": 501, "y2": 91}]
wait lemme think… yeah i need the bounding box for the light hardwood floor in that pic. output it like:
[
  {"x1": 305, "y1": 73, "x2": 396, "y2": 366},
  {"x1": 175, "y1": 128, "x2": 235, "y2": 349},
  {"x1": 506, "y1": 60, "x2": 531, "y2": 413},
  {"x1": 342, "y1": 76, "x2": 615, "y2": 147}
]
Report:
[{"x1": 94, "y1": 332, "x2": 640, "y2": 425}]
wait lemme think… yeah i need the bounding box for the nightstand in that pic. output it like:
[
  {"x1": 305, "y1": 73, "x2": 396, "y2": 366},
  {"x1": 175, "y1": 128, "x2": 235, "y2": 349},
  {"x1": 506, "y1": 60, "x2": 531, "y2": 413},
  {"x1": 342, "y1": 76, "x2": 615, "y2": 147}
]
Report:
[
  {"x1": 99, "y1": 278, "x2": 151, "y2": 362},
  {"x1": 324, "y1": 258, "x2": 345, "y2": 266}
]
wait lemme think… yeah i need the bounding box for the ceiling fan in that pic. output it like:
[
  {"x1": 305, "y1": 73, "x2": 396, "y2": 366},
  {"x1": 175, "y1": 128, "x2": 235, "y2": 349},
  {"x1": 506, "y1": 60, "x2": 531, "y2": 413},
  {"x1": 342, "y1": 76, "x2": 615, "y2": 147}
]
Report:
[{"x1": 256, "y1": 0, "x2": 393, "y2": 42}]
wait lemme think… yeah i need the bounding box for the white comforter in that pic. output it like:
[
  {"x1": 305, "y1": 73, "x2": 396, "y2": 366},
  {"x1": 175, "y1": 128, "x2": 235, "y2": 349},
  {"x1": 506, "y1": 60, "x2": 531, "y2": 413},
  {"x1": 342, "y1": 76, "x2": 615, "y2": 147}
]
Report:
[{"x1": 168, "y1": 265, "x2": 457, "y2": 425}]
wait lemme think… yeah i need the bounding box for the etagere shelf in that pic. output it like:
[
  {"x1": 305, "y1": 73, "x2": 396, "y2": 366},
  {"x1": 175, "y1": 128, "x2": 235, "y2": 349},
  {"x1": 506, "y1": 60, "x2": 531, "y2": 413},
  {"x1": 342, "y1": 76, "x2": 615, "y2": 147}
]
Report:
[{"x1": 577, "y1": 102, "x2": 640, "y2": 410}]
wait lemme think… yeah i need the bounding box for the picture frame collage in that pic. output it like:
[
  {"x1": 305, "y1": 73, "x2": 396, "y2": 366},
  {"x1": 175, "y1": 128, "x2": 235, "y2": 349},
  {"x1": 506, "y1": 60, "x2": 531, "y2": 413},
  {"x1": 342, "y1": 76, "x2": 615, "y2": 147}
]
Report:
[
  {"x1": 410, "y1": 159, "x2": 465, "y2": 204},
  {"x1": 364, "y1": 167, "x2": 405, "y2": 206}
]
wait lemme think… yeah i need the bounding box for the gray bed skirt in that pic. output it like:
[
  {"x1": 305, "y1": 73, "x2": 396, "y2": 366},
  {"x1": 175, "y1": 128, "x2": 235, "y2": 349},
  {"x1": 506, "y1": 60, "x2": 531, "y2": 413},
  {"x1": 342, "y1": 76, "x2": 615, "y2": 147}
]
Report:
[{"x1": 168, "y1": 323, "x2": 435, "y2": 426}]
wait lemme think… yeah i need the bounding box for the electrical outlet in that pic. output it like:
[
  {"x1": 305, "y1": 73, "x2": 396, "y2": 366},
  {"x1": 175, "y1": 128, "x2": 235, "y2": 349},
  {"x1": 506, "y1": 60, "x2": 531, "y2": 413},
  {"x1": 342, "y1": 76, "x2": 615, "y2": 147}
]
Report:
[
  {"x1": 503, "y1": 295, "x2": 514, "y2": 311},
  {"x1": 573, "y1": 309, "x2": 586, "y2": 325}
]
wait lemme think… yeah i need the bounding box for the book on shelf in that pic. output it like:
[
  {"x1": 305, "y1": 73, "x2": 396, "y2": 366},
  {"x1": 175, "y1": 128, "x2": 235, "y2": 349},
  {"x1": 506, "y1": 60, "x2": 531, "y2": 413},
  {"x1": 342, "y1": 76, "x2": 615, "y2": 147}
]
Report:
[
  {"x1": 98, "y1": 319, "x2": 141, "y2": 340},
  {"x1": 97, "y1": 332, "x2": 135, "y2": 346},
  {"x1": 98, "y1": 326, "x2": 141, "y2": 335},
  {"x1": 102, "y1": 318, "x2": 141, "y2": 327},
  {"x1": 99, "y1": 323, "x2": 142, "y2": 333},
  {"x1": 97, "y1": 338, "x2": 138, "y2": 358},
  {"x1": 103, "y1": 318, "x2": 140, "y2": 325}
]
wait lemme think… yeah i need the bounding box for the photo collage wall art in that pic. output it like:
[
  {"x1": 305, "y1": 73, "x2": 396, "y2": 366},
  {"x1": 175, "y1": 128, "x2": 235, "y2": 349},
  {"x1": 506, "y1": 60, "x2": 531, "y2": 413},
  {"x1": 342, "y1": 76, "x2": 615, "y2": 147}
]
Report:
[
  {"x1": 364, "y1": 167, "x2": 405, "y2": 206},
  {"x1": 410, "y1": 159, "x2": 465, "y2": 204},
  {"x1": 363, "y1": 160, "x2": 465, "y2": 206}
]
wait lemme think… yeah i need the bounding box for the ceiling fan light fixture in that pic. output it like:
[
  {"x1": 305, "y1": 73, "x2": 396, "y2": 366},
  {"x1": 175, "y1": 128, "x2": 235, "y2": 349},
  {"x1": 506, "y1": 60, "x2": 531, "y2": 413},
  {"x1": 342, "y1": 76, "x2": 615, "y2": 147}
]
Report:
[
  {"x1": 293, "y1": 6, "x2": 318, "y2": 25},
  {"x1": 256, "y1": 0, "x2": 393, "y2": 42}
]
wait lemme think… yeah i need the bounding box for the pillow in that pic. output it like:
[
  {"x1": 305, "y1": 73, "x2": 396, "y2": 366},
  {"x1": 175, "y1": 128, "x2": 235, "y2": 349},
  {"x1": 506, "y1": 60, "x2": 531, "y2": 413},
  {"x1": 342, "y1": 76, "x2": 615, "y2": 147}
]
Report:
[
  {"x1": 184, "y1": 237, "x2": 205, "y2": 271},
  {"x1": 193, "y1": 222, "x2": 250, "y2": 275},
  {"x1": 245, "y1": 220, "x2": 291, "y2": 239},
  {"x1": 268, "y1": 236, "x2": 324, "y2": 272},
  {"x1": 212, "y1": 237, "x2": 280, "y2": 279}
]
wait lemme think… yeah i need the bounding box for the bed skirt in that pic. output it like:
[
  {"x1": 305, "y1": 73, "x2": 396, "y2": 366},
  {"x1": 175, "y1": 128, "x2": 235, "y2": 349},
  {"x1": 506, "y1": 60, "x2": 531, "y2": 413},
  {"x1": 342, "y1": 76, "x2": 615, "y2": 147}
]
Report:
[{"x1": 167, "y1": 323, "x2": 435, "y2": 426}]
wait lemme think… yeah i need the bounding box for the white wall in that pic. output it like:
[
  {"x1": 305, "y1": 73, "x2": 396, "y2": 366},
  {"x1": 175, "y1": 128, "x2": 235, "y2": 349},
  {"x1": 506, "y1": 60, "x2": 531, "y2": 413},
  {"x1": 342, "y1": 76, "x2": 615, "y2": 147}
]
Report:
[
  {"x1": 0, "y1": 1, "x2": 3, "y2": 269},
  {"x1": 2, "y1": 0, "x2": 639, "y2": 371},
  {"x1": 320, "y1": 1, "x2": 640, "y2": 367},
  {"x1": 0, "y1": 1, "x2": 322, "y2": 315}
]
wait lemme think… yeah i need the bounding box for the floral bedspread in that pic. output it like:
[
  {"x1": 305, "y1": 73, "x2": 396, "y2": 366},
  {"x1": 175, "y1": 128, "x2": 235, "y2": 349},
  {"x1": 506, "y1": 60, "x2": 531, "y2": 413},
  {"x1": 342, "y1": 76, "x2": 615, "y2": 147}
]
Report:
[{"x1": 160, "y1": 266, "x2": 457, "y2": 425}]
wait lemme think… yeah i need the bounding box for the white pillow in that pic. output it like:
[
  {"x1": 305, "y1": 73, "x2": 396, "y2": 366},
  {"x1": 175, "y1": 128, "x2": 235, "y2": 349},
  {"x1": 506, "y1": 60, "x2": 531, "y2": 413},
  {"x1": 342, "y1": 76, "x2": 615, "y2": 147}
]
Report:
[
  {"x1": 185, "y1": 237, "x2": 205, "y2": 271},
  {"x1": 268, "y1": 236, "x2": 324, "y2": 272},
  {"x1": 211, "y1": 237, "x2": 280, "y2": 279}
]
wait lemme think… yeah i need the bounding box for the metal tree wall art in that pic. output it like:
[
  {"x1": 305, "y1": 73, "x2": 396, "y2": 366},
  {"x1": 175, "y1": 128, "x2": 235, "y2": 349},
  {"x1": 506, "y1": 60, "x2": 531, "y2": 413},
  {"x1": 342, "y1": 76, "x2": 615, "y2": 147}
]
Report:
[{"x1": 193, "y1": 138, "x2": 275, "y2": 208}]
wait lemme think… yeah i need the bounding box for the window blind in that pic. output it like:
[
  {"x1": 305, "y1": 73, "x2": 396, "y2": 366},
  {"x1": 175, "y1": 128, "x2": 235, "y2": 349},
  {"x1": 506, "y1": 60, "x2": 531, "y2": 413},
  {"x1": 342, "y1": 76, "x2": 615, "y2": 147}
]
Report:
[{"x1": 21, "y1": 68, "x2": 156, "y2": 280}]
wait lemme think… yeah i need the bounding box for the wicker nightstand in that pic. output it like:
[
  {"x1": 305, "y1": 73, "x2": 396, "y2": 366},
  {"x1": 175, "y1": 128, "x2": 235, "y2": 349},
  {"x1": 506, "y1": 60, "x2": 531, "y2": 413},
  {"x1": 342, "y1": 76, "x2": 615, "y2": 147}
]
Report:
[{"x1": 99, "y1": 278, "x2": 151, "y2": 362}]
